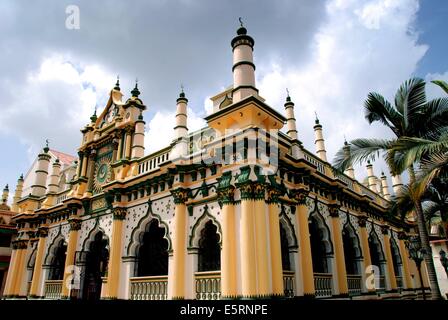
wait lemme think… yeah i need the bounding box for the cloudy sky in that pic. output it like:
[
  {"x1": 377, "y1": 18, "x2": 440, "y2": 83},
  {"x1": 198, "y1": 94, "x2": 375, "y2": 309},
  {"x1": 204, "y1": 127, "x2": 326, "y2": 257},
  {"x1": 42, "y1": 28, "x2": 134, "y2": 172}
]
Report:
[{"x1": 1, "y1": 0, "x2": 447, "y2": 195}]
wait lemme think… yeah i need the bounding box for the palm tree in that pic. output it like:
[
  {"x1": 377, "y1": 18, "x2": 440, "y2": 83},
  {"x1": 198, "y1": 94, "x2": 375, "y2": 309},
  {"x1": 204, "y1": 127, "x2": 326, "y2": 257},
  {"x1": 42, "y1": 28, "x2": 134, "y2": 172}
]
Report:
[{"x1": 333, "y1": 78, "x2": 448, "y2": 299}]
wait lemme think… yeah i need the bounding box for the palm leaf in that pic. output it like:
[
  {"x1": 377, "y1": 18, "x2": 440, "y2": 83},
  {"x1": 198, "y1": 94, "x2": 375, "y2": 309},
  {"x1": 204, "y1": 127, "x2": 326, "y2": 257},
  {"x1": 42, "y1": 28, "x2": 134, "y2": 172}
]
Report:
[
  {"x1": 431, "y1": 80, "x2": 448, "y2": 95},
  {"x1": 364, "y1": 92, "x2": 402, "y2": 136},
  {"x1": 394, "y1": 78, "x2": 426, "y2": 133}
]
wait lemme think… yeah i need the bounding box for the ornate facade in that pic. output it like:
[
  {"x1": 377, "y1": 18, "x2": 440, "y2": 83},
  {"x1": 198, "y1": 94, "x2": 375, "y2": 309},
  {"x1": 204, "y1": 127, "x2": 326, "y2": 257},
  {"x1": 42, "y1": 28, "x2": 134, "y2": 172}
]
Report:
[{"x1": 3, "y1": 24, "x2": 431, "y2": 300}]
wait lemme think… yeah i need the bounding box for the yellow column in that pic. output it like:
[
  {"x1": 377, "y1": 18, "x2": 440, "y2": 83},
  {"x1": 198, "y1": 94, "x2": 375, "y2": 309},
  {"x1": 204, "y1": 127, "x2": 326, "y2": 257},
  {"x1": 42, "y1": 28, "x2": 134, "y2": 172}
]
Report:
[
  {"x1": 292, "y1": 189, "x2": 315, "y2": 297},
  {"x1": 267, "y1": 189, "x2": 283, "y2": 297},
  {"x1": 3, "y1": 245, "x2": 19, "y2": 296},
  {"x1": 106, "y1": 208, "x2": 126, "y2": 299},
  {"x1": 358, "y1": 216, "x2": 375, "y2": 293},
  {"x1": 239, "y1": 184, "x2": 257, "y2": 298},
  {"x1": 219, "y1": 186, "x2": 237, "y2": 298},
  {"x1": 80, "y1": 152, "x2": 89, "y2": 178},
  {"x1": 170, "y1": 188, "x2": 189, "y2": 299},
  {"x1": 397, "y1": 233, "x2": 413, "y2": 289},
  {"x1": 254, "y1": 185, "x2": 270, "y2": 297},
  {"x1": 329, "y1": 205, "x2": 348, "y2": 296},
  {"x1": 12, "y1": 240, "x2": 28, "y2": 296},
  {"x1": 29, "y1": 227, "x2": 49, "y2": 297},
  {"x1": 381, "y1": 226, "x2": 397, "y2": 290},
  {"x1": 61, "y1": 218, "x2": 81, "y2": 298},
  {"x1": 125, "y1": 128, "x2": 133, "y2": 160}
]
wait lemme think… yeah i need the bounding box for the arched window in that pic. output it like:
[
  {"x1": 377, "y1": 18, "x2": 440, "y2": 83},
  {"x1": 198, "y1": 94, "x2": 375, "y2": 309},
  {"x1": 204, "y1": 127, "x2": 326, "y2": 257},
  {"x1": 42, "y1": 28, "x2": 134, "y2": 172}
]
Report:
[
  {"x1": 198, "y1": 220, "x2": 221, "y2": 272},
  {"x1": 49, "y1": 239, "x2": 67, "y2": 280},
  {"x1": 342, "y1": 225, "x2": 361, "y2": 275},
  {"x1": 309, "y1": 215, "x2": 331, "y2": 273},
  {"x1": 137, "y1": 220, "x2": 169, "y2": 276},
  {"x1": 390, "y1": 239, "x2": 402, "y2": 277},
  {"x1": 280, "y1": 224, "x2": 291, "y2": 271},
  {"x1": 368, "y1": 233, "x2": 384, "y2": 275},
  {"x1": 82, "y1": 232, "x2": 109, "y2": 300}
]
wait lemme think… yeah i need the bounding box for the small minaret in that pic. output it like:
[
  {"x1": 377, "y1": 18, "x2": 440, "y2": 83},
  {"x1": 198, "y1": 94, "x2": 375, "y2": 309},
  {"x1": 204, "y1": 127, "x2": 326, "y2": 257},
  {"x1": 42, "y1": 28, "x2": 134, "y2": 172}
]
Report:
[
  {"x1": 1, "y1": 184, "x2": 9, "y2": 208},
  {"x1": 231, "y1": 18, "x2": 257, "y2": 103},
  {"x1": 380, "y1": 172, "x2": 391, "y2": 200},
  {"x1": 366, "y1": 160, "x2": 377, "y2": 192},
  {"x1": 284, "y1": 90, "x2": 298, "y2": 140},
  {"x1": 391, "y1": 174, "x2": 404, "y2": 195},
  {"x1": 31, "y1": 142, "x2": 51, "y2": 197},
  {"x1": 47, "y1": 159, "x2": 61, "y2": 194},
  {"x1": 11, "y1": 174, "x2": 24, "y2": 212},
  {"x1": 131, "y1": 82, "x2": 145, "y2": 159},
  {"x1": 171, "y1": 88, "x2": 189, "y2": 158},
  {"x1": 313, "y1": 115, "x2": 327, "y2": 162},
  {"x1": 342, "y1": 140, "x2": 355, "y2": 179}
]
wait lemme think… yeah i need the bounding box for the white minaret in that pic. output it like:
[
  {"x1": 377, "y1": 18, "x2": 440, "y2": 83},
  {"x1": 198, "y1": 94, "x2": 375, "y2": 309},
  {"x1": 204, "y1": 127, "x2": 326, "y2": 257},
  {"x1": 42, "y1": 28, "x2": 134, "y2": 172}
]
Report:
[
  {"x1": 47, "y1": 159, "x2": 61, "y2": 194},
  {"x1": 342, "y1": 140, "x2": 355, "y2": 179},
  {"x1": 391, "y1": 174, "x2": 404, "y2": 195},
  {"x1": 366, "y1": 161, "x2": 378, "y2": 192},
  {"x1": 313, "y1": 116, "x2": 327, "y2": 162},
  {"x1": 170, "y1": 88, "x2": 189, "y2": 159},
  {"x1": 231, "y1": 19, "x2": 258, "y2": 103},
  {"x1": 380, "y1": 172, "x2": 391, "y2": 200},
  {"x1": 31, "y1": 143, "x2": 51, "y2": 197},
  {"x1": 284, "y1": 91, "x2": 302, "y2": 158},
  {"x1": 130, "y1": 82, "x2": 146, "y2": 159},
  {"x1": 1, "y1": 185, "x2": 9, "y2": 208},
  {"x1": 12, "y1": 174, "x2": 24, "y2": 212}
]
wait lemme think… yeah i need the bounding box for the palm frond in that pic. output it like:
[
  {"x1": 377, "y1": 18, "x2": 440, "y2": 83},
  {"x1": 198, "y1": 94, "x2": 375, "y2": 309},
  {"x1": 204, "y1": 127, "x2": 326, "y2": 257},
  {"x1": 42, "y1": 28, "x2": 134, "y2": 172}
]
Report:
[
  {"x1": 394, "y1": 78, "x2": 426, "y2": 132},
  {"x1": 364, "y1": 92, "x2": 402, "y2": 135},
  {"x1": 431, "y1": 80, "x2": 448, "y2": 95}
]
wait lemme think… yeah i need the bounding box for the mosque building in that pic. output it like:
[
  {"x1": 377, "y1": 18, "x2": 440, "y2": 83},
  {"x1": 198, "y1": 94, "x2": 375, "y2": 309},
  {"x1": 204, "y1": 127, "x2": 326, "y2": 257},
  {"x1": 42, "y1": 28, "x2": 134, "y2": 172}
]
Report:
[{"x1": 2, "y1": 23, "x2": 430, "y2": 300}]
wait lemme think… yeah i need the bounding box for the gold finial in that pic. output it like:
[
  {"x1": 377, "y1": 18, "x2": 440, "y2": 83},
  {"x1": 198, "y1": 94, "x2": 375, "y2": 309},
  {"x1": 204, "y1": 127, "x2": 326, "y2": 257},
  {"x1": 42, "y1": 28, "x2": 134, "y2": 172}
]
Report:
[{"x1": 239, "y1": 17, "x2": 244, "y2": 27}]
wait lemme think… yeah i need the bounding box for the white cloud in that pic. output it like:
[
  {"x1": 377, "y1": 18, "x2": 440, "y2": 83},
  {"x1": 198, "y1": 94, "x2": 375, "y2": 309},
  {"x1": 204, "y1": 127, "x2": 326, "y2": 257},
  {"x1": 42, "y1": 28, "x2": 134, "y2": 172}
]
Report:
[
  {"x1": 258, "y1": 0, "x2": 428, "y2": 183},
  {"x1": 145, "y1": 107, "x2": 206, "y2": 154}
]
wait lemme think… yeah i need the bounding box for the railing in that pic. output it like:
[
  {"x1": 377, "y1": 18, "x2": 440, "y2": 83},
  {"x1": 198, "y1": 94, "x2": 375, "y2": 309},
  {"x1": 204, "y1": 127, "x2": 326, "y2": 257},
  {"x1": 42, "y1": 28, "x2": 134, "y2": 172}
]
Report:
[
  {"x1": 314, "y1": 273, "x2": 333, "y2": 298},
  {"x1": 303, "y1": 152, "x2": 326, "y2": 175},
  {"x1": 137, "y1": 149, "x2": 170, "y2": 175},
  {"x1": 44, "y1": 280, "x2": 63, "y2": 299},
  {"x1": 347, "y1": 274, "x2": 362, "y2": 296},
  {"x1": 56, "y1": 190, "x2": 70, "y2": 204},
  {"x1": 283, "y1": 271, "x2": 295, "y2": 298},
  {"x1": 335, "y1": 172, "x2": 355, "y2": 191},
  {"x1": 129, "y1": 276, "x2": 168, "y2": 300},
  {"x1": 195, "y1": 271, "x2": 221, "y2": 300},
  {"x1": 360, "y1": 185, "x2": 377, "y2": 200}
]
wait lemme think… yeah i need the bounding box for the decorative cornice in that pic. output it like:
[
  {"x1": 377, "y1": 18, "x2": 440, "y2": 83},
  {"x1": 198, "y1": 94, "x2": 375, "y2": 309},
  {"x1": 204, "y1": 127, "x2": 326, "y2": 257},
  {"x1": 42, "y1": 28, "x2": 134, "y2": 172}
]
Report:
[
  {"x1": 266, "y1": 186, "x2": 282, "y2": 204},
  {"x1": 358, "y1": 215, "x2": 368, "y2": 228},
  {"x1": 69, "y1": 218, "x2": 82, "y2": 231},
  {"x1": 170, "y1": 188, "x2": 190, "y2": 204},
  {"x1": 397, "y1": 231, "x2": 408, "y2": 240},
  {"x1": 37, "y1": 226, "x2": 49, "y2": 238},
  {"x1": 290, "y1": 188, "x2": 309, "y2": 205},
  {"x1": 13, "y1": 239, "x2": 28, "y2": 250},
  {"x1": 113, "y1": 207, "x2": 127, "y2": 220},
  {"x1": 381, "y1": 225, "x2": 390, "y2": 235},
  {"x1": 328, "y1": 204, "x2": 341, "y2": 218},
  {"x1": 217, "y1": 185, "x2": 235, "y2": 205}
]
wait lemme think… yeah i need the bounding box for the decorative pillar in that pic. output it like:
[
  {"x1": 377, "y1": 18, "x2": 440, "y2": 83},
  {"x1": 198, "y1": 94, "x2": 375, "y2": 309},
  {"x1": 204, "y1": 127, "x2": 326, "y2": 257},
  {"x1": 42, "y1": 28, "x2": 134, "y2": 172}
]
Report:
[
  {"x1": 291, "y1": 189, "x2": 315, "y2": 297},
  {"x1": 329, "y1": 204, "x2": 349, "y2": 296},
  {"x1": 11, "y1": 240, "x2": 29, "y2": 297},
  {"x1": 131, "y1": 112, "x2": 145, "y2": 159},
  {"x1": 125, "y1": 127, "x2": 133, "y2": 160},
  {"x1": 397, "y1": 232, "x2": 413, "y2": 290},
  {"x1": 29, "y1": 227, "x2": 48, "y2": 297},
  {"x1": 80, "y1": 150, "x2": 89, "y2": 178},
  {"x1": 61, "y1": 218, "x2": 81, "y2": 298},
  {"x1": 266, "y1": 186, "x2": 284, "y2": 297},
  {"x1": 218, "y1": 184, "x2": 238, "y2": 298},
  {"x1": 169, "y1": 188, "x2": 189, "y2": 299},
  {"x1": 106, "y1": 207, "x2": 127, "y2": 299},
  {"x1": 238, "y1": 183, "x2": 257, "y2": 298},
  {"x1": 253, "y1": 182, "x2": 270, "y2": 297},
  {"x1": 3, "y1": 244, "x2": 19, "y2": 296},
  {"x1": 381, "y1": 226, "x2": 398, "y2": 291},
  {"x1": 116, "y1": 131, "x2": 124, "y2": 162},
  {"x1": 77, "y1": 151, "x2": 84, "y2": 178},
  {"x1": 358, "y1": 216, "x2": 375, "y2": 293},
  {"x1": 85, "y1": 150, "x2": 97, "y2": 195},
  {"x1": 12, "y1": 174, "x2": 24, "y2": 212}
]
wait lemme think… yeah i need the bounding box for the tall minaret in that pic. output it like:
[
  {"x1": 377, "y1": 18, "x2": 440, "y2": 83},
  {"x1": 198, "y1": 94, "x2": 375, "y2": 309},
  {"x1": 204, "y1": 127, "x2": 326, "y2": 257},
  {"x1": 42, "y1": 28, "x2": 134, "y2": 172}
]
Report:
[
  {"x1": 284, "y1": 91, "x2": 301, "y2": 158},
  {"x1": 342, "y1": 140, "x2": 355, "y2": 179},
  {"x1": 231, "y1": 19, "x2": 257, "y2": 103},
  {"x1": 313, "y1": 115, "x2": 327, "y2": 162},
  {"x1": 171, "y1": 88, "x2": 189, "y2": 159},
  {"x1": 380, "y1": 172, "x2": 391, "y2": 200},
  {"x1": 130, "y1": 82, "x2": 146, "y2": 159},
  {"x1": 1, "y1": 185, "x2": 9, "y2": 208},
  {"x1": 366, "y1": 160, "x2": 377, "y2": 192},
  {"x1": 12, "y1": 174, "x2": 24, "y2": 212},
  {"x1": 47, "y1": 159, "x2": 61, "y2": 194},
  {"x1": 31, "y1": 143, "x2": 51, "y2": 197},
  {"x1": 391, "y1": 174, "x2": 403, "y2": 195}
]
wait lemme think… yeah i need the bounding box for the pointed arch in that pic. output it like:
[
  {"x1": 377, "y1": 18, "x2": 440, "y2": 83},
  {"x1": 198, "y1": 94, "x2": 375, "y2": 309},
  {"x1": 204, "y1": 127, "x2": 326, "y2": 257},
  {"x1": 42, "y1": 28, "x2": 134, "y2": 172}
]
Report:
[
  {"x1": 343, "y1": 219, "x2": 362, "y2": 259},
  {"x1": 279, "y1": 210, "x2": 298, "y2": 249},
  {"x1": 309, "y1": 207, "x2": 333, "y2": 255},
  {"x1": 43, "y1": 227, "x2": 66, "y2": 266},
  {"x1": 81, "y1": 219, "x2": 109, "y2": 253},
  {"x1": 343, "y1": 219, "x2": 363, "y2": 275},
  {"x1": 189, "y1": 205, "x2": 222, "y2": 249},
  {"x1": 127, "y1": 201, "x2": 172, "y2": 256},
  {"x1": 368, "y1": 228, "x2": 385, "y2": 262}
]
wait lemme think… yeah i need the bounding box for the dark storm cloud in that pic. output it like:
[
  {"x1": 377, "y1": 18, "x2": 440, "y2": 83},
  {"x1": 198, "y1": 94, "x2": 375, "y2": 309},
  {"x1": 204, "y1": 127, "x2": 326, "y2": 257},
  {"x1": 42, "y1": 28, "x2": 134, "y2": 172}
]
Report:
[{"x1": 0, "y1": 0, "x2": 326, "y2": 113}]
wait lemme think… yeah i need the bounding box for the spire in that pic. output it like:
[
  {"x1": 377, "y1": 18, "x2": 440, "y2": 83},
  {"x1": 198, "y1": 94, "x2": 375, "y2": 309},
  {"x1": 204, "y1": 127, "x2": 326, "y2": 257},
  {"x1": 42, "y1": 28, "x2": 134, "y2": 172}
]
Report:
[
  {"x1": 284, "y1": 89, "x2": 298, "y2": 140},
  {"x1": 366, "y1": 161, "x2": 378, "y2": 192},
  {"x1": 1, "y1": 184, "x2": 9, "y2": 209},
  {"x1": 313, "y1": 114, "x2": 327, "y2": 161},
  {"x1": 43, "y1": 139, "x2": 50, "y2": 153},
  {"x1": 90, "y1": 105, "x2": 98, "y2": 123},
  {"x1": 231, "y1": 18, "x2": 257, "y2": 103},
  {"x1": 131, "y1": 78, "x2": 140, "y2": 97},
  {"x1": 171, "y1": 86, "x2": 189, "y2": 159},
  {"x1": 342, "y1": 139, "x2": 355, "y2": 179},
  {"x1": 314, "y1": 111, "x2": 320, "y2": 125},
  {"x1": 12, "y1": 174, "x2": 24, "y2": 212},
  {"x1": 114, "y1": 75, "x2": 120, "y2": 91},
  {"x1": 380, "y1": 171, "x2": 391, "y2": 200}
]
